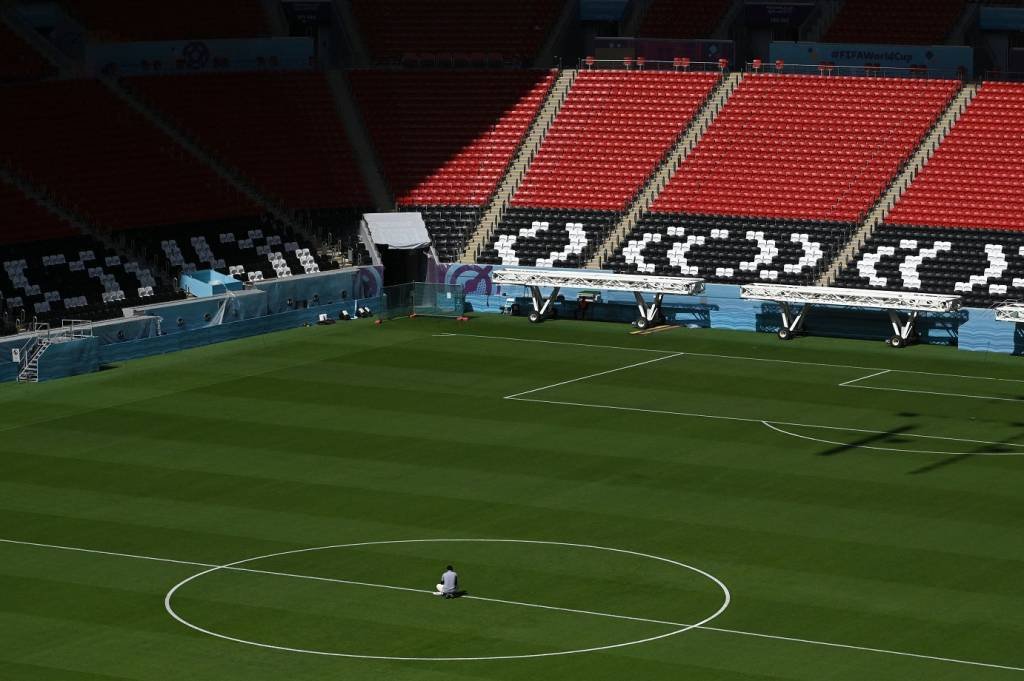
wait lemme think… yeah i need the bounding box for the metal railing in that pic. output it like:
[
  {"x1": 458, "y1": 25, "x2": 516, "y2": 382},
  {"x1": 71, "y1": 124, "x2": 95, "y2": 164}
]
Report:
[
  {"x1": 743, "y1": 61, "x2": 967, "y2": 81},
  {"x1": 578, "y1": 58, "x2": 729, "y2": 73}
]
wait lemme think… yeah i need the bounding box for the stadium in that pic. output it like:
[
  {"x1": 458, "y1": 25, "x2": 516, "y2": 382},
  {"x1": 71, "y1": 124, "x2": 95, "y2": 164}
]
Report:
[{"x1": 2, "y1": 1, "x2": 1024, "y2": 679}]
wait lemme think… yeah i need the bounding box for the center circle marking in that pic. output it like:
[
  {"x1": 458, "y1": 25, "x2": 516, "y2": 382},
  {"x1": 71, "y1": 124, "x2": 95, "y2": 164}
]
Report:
[{"x1": 164, "y1": 538, "x2": 732, "y2": 661}]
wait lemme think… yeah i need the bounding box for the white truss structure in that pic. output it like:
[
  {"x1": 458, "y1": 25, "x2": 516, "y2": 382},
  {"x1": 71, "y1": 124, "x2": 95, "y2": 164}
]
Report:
[
  {"x1": 995, "y1": 303, "x2": 1024, "y2": 323},
  {"x1": 741, "y1": 284, "x2": 962, "y2": 346},
  {"x1": 491, "y1": 267, "x2": 704, "y2": 325}
]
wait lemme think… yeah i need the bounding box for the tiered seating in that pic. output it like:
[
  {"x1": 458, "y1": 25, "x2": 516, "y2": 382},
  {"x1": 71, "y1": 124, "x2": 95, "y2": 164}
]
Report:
[
  {"x1": 886, "y1": 82, "x2": 1024, "y2": 230},
  {"x1": 837, "y1": 82, "x2": 1024, "y2": 306},
  {"x1": 834, "y1": 226, "x2": 1024, "y2": 308},
  {"x1": 350, "y1": 69, "x2": 554, "y2": 261},
  {"x1": 2, "y1": 235, "x2": 178, "y2": 326},
  {"x1": 0, "y1": 22, "x2": 54, "y2": 82},
  {"x1": 653, "y1": 75, "x2": 958, "y2": 221},
  {"x1": 637, "y1": 0, "x2": 732, "y2": 39},
  {"x1": 128, "y1": 221, "x2": 337, "y2": 283},
  {"x1": 0, "y1": 181, "x2": 77, "y2": 245},
  {"x1": 823, "y1": 0, "x2": 966, "y2": 45},
  {"x1": 0, "y1": 80, "x2": 258, "y2": 231},
  {"x1": 480, "y1": 209, "x2": 616, "y2": 268},
  {"x1": 63, "y1": 0, "x2": 270, "y2": 41},
  {"x1": 478, "y1": 71, "x2": 719, "y2": 268},
  {"x1": 511, "y1": 71, "x2": 719, "y2": 211},
  {"x1": 608, "y1": 74, "x2": 959, "y2": 284},
  {"x1": 351, "y1": 0, "x2": 563, "y2": 63},
  {"x1": 613, "y1": 214, "x2": 845, "y2": 283},
  {"x1": 127, "y1": 72, "x2": 370, "y2": 211}
]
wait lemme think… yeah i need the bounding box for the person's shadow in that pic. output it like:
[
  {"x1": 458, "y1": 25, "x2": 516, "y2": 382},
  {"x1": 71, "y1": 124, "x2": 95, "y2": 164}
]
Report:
[{"x1": 444, "y1": 590, "x2": 469, "y2": 599}]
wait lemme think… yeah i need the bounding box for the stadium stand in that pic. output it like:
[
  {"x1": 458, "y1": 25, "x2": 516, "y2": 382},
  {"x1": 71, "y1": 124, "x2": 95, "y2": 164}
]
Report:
[
  {"x1": 125, "y1": 71, "x2": 371, "y2": 211},
  {"x1": 0, "y1": 80, "x2": 259, "y2": 231},
  {"x1": 479, "y1": 70, "x2": 720, "y2": 268},
  {"x1": 0, "y1": 21, "x2": 55, "y2": 82},
  {"x1": 823, "y1": 0, "x2": 966, "y2": 45},
  {"x1": 61, "y1": 0, "x2": 271, "y2": 42},
  {"x1": 350, "y1": 69, "x2": 555, "y2": 261},
  {"x1": 2, "y1": 234, "x2": 176, "y2": 327},
  {"x1": 0, "y1": 180, "x2": 77, "y2": 246},
  {"x1": 351, "y1": 0, "x2": 564, "y2": 64},
  {"x1": 636, "y1": 0, "x2": 732, "y2": 39},
  {"x1": 126, "y1": 220, "x2": 338, "y2": 283},
  {"x1": 836, "y1": 82, "x2": 1024, "y2": 306},
  {"x1": 607, "y1": 74, "x2": 959, "y2": 284}
]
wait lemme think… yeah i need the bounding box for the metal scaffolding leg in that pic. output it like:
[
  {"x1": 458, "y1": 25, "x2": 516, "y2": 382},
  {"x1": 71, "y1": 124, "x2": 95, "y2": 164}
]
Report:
[
  {"x1": 527, "y1": 286, "x2": 561, "y2": 323},
  {"x1": 633, "y1": 292, "x2": 665, "y2": 329},
  {"x1": 777, "y1": 302, "x2": 810, "y2": 340},
  {"x1": 886, "y1": 309, "x2": 919, "y2": 347}
]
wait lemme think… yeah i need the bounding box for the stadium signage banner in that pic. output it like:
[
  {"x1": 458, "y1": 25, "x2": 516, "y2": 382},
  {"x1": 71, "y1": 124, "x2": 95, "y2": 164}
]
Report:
[
  {"x1": 744, "y1": 1, "x2": 815, "y2": 28},
  {"x1": 280, "y1": 0, "x2": 333, "y2": 25},
  {"x1": 768, "y1": 41, "x2": 973, "y2": 77},
  {"x1": 86, "y1": 38, "x2": 315, "y2": 76},
  {"x1": 980, "y1": 6, "x2": 1024, "y2": 31},
  {"x1": 593, "y1": 37, "x2": 735, "y2": 65}
]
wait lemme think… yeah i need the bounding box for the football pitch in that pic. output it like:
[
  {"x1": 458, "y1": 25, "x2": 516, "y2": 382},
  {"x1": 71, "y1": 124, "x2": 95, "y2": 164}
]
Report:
[{"x1": 1, "y1": 315, "x2": 1023, "y2": 680}]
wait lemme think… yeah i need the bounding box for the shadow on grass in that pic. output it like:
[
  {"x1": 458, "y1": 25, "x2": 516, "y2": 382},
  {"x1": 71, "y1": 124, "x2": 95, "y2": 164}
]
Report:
[{"x1": 816, "y1": 424, "x2": 916, "y2": 457}]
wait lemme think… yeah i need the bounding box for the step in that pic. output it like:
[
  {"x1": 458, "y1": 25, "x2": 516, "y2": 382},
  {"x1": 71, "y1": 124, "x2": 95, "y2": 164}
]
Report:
[
  {"x1": 586, "y1": 71, "x2": 744, "y2": 269},
  {"x1": 816, "y1": 82, "x2": 978, "y2": 286},
  {"x1": 459, "y1": 69, "x2": 578, "y2": 263}
]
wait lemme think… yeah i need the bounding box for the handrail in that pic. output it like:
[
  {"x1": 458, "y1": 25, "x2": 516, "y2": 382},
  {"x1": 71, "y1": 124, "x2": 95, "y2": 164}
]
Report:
[{"x1": 744, "y1": 61, "x2": 966, "y2": 81}]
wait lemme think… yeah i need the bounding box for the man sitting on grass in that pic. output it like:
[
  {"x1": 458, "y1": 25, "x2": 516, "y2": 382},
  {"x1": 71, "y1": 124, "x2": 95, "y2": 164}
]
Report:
[{"x1": 434, "y1": 565, "x2": 462, "y2": 599}]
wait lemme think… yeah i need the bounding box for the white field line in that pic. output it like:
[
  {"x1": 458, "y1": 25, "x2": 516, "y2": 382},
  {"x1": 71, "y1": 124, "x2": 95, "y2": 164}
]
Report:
[
  {"x1": 759, "y1": 421, "x2": 1024, "y2": 457},
  {"x1": 844, "y1": 384, "x2": 1024, "y2": 403},
  {"x1": 504, "y1": 353, "x2": 684, "y2": 399},
  {"x1": 505, "y1": 396, "x2": 1024, "y2": 454},
  {"x1": 837, "y1": 369, "x2": 1024, "y2": 402},
  {"x1": 439, "y1": 332, "x2": 1024, "y2": 383},
  {"x1": 838, "y1": 369, "x2": 891, "y2": 387},
  {"x1": 2, "y1": 537, "x2": 1023, "y2": 672}
]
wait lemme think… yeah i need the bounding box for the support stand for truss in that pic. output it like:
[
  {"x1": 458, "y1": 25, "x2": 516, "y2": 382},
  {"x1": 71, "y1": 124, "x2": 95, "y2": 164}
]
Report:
[
  {"x1": 633, "y1": 292, "x2": 666, "y2": 330},
  {"x1": 741, "y1": 284, "x2": 961, "y2": 348},
  {"x1": 491, "y1": 267, "x2": 704, "y2": 327},
  {"x1": 527, "y1": 285, "x2": 561, "y2": 323}
]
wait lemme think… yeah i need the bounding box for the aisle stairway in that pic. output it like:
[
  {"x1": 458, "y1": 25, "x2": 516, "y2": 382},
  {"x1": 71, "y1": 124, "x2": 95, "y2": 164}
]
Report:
[
  {"x1": 818, "y1": 83, "x2": 977, "y2": 285},
  {"x1": 459, "y1": 69, "x2": 577, "y2": 263},
  {"x1": 588, "y1": 71, "x2": 743, "y2": 268}
]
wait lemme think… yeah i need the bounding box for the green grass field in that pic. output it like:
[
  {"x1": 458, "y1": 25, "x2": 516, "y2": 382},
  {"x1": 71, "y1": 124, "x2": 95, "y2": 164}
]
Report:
[{"x1": 2, "y1": 315, "x2": 1023, "y2": 680}]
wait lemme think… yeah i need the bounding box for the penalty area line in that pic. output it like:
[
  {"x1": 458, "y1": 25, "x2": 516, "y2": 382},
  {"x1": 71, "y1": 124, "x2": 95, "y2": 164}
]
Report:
[{"x1": 0, "y1": 538, "x2": 1022, "y2": 672}]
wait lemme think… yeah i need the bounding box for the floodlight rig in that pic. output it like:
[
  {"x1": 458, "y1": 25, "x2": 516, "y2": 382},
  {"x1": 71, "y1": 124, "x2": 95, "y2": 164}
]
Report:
[
  {"x1": 490, "y1": 268, "x2": 705, "y2": 328},
  {"x1": 741, "y1": 284, "x2": 962, "y2": 348}
]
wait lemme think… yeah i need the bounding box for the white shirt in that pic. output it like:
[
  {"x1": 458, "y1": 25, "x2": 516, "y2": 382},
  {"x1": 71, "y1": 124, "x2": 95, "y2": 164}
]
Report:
[{"x1": 440, "y1": 569, "x2": 458, "y2": 594}]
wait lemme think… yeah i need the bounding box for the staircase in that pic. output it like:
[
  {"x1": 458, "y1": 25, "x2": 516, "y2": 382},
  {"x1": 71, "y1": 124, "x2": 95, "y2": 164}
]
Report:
[
  {"x1": 16, "y1": 337, "x2": 51, "y2": 383},
  {"x1": 0, "y1": 4, "x2": 79, "y2": 77},
  {"x1": 800, "y1": 0, "x2": 844, "y2": 41},
  {"x1": 324, "y1": 69, "x2": 393, "y2": 211},
  {"x1": 332, "y1": 0, "x2": 372, "y2": 66},
  {"x1": 459, "y1": 69, "x2": 578, "y2": 263},
  {"x1": 534, "y1": 0, "x2": 581, "y2": 67},
  {"x1": 587, "y1": 71, "x2": 743, "y2": 268},
  {"x1": 817, "y1": 83, "x2": 978, "y2": 286},
  {"x1": 0, "y1": 166, "x2": 172, "y2": 290},
  {"x1": 712, "y1": 0, "x2": 746, "y2": 39}
]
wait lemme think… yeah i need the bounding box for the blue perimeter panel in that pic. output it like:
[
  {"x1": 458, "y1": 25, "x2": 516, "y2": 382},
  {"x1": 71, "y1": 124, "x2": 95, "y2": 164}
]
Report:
[
  {"x1": 98, "y1": 300, "x2": 371, "y2": 365},
  {"x1": 37, "y1": 337, "x2": 101, "y2": 381},
  {"x1": 438, "y1": 263, "x2": 972, "y2": 347},
  {"x1": 959, "y1": 307, "x2": 1021, "y2": 354}
]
